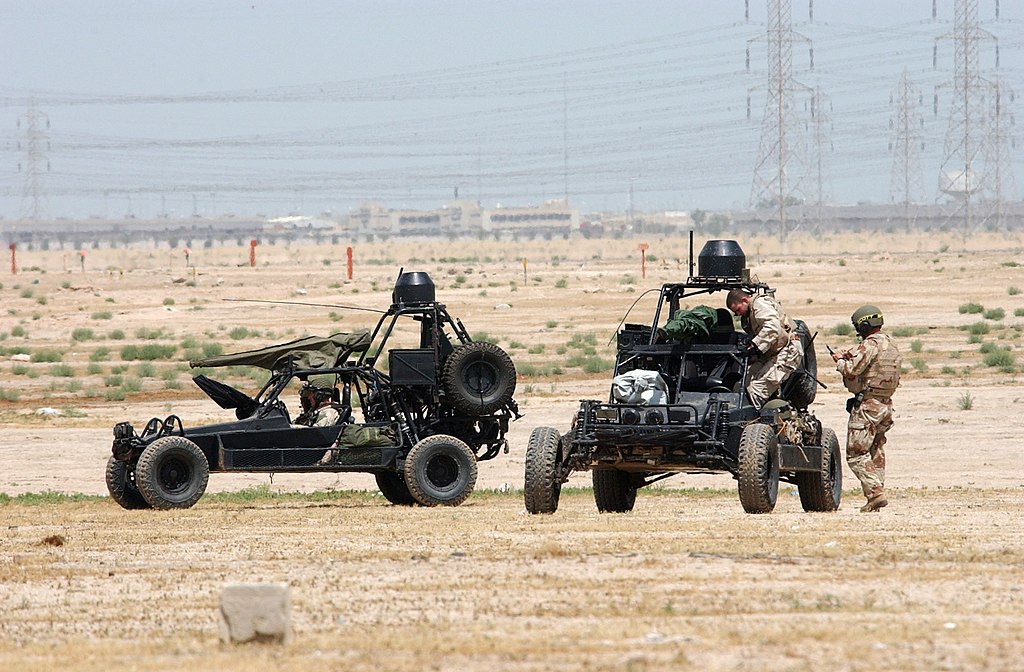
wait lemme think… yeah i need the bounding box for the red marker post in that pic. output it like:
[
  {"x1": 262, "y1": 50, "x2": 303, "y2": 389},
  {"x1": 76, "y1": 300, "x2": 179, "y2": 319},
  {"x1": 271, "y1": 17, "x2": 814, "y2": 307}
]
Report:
[
  {"x1": 346, "y1": 246, "x2": 353, "y2": 280},
  {"x1": 9, "y1": 243, "x2": 15, "y2": 275},
  {"x1": 638, "y1": 242, "x2": 649, "y2": 279},
  {"x1": 249, "y1": 239, "x2": 257, "y2": 267}
]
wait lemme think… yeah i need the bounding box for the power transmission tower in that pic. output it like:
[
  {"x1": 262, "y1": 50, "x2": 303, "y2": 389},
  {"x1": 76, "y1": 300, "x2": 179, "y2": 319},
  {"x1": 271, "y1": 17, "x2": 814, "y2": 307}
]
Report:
[
  {"x1": 17, "y1": 107, "x2": 51, "y2": 221},
  {"x1": 934, "y1": 0, "x2": 999, "y2": 236},
  {"x1": 987, "y1": 76, "x2": 1017, "y2": 228},
  {"x1": 808, "y1": 85, "x2": 832, "y2": 234},
  {"x1": 889, "y1": 70, "x2": 925, "y2": 229},
  {"x1": 748, "y1": 0, "x2": 813, "y2": 242}
]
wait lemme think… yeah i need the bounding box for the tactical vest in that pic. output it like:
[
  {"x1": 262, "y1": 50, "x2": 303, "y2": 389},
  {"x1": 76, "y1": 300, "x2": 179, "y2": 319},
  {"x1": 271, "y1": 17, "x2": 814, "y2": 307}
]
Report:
[{"x1": 863, "y1": 333, "x2": 901, "y2": 398}]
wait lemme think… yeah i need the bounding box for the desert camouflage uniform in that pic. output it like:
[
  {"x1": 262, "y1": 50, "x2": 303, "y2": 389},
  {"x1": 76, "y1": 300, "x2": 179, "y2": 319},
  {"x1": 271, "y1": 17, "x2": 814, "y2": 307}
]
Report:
[
  {"x1": 836, "y1": 332, "x2": 901, "y2": 500},
  {"x1": 742, "y1": 294, "x2": 804, "y2": 407}
]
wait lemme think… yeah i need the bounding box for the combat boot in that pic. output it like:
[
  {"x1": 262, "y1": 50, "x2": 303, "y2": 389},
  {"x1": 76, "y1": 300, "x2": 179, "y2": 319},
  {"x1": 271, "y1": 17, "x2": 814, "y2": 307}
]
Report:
[{"x1": 859, "y1": 494, "x2": 888, "y2": 512}]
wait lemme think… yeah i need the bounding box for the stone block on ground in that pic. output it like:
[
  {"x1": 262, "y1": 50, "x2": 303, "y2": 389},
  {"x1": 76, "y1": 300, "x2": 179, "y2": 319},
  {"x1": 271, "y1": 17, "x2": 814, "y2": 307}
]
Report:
[{"x1": 219, "y1": 583, "x2": 291, "y2": 644}]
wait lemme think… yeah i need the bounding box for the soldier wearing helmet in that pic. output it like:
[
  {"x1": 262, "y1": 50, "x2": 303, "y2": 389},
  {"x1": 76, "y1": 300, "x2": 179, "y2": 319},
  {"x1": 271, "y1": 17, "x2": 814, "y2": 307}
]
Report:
[
  {"x1": 295, "y1": 383, "x2": 341, "y2": 428},
  {"x1": 726, "y1": 288, "x2": 804, "y2": 408},
  {"x1": 832, "y1": 305, "x2": 902, "y2": 513}
]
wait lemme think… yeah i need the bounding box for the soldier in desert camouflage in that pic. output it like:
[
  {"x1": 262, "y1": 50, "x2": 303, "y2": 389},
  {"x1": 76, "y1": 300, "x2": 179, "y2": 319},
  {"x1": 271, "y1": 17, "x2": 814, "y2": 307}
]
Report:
[
  {"x1": 726, "y1": 288, "x2": 804, "y2": 408},
  {"x1": 833, "y1": 305, "x2": 902, "y2": 513}
]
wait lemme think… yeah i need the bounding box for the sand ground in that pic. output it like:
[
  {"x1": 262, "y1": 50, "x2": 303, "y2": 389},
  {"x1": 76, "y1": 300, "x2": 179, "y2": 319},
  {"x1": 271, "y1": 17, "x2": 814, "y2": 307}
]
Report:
[{"x1": 1, "y1": 231, "x2": 1023, "y2": 670}]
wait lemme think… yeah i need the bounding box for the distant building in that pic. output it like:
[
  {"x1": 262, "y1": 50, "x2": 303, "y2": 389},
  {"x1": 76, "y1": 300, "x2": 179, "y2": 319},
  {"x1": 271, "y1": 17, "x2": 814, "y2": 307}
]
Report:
[{"x1": 346, "y1": 199, "x2": 579, "y2": 238}]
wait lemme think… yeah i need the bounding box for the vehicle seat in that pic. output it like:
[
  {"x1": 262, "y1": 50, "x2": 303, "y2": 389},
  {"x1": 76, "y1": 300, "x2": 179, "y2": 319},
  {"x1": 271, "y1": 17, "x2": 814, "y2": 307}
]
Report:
[{"x1": 708, "y1": 308, "x2": 739, "y2": 345}]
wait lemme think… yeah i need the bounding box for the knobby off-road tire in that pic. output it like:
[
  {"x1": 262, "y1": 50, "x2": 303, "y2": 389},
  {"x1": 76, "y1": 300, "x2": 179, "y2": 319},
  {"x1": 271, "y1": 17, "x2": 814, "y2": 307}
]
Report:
[
  {"x1": 442, "y1": 342, "x2": 516, "y2": 416},
  {"x1": 403, "y1": 434, "x2": 478, "y2": 507},
  {"x1": 592, "y1": 468, "x2": 637, "y2": 513},
  {"x1": 135, "y1": 436, "x2": 210, "y2": 510},
  {"x1": 105, "y1": 455, "x2": 151, "y2": 510},
  {"x1": 737, "y1": 423, "x2": 780, "y2": 514},
  {"x1": 796, "y1": 426, "x2": 843, "y2": 512},
  {"x1": 524, "y1": 426, "x2": 562, "y2": 514},
  {"x1": 787, "y1": 320, "x2": 819, "y2": 410},
  {"x1": 375, "y1": 471, "x2": 417, "y2": 506}
]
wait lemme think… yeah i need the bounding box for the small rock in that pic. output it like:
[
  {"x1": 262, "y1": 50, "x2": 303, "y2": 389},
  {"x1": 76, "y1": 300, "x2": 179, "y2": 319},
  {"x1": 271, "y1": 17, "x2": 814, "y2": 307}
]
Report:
[
  {"x1": 493, "y1": 303, "x2": 511, "y2": 310},
  {"x1": 219, "y1": 583, "x2": 291, "y2": 645},
  {"x1": 36, "y1": 407, "x2": 62, "y2": 416},
  {"x1": 294, "y1": 288, "x2": 308, "y2": 296},
  {"x1": 10, "y1": 354, "x2": 30, "y2": 362}
]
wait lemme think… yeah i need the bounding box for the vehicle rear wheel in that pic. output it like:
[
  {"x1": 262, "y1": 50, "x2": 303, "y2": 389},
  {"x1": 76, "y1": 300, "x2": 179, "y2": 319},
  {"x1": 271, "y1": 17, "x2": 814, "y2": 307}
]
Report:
[
  {"x1": 105, "y1": 456, "x2": 151, "y2": 510},
  {"x1": 135, "y1": 436, "x2": 210, "y2": 510},
  {"x1": 442, "y1": 342, "x2": 516, "y2": 416},
  {"x1": 375, "y1": 471, "x2": 417, "y2": 506},
  {"x1": 737, "y1": 422, "x2": 780, "y2": 514},
  {"x1": 524, "y1": 426, "x2": 562, "y2": 514},
  {"x1": 403, "y1": 434, "x2": 478, "y2": 507},
  {"x1": 796, "y1": 426, "x2": 842, "y2": 512},
  {"x1": 592, "y1": 468, "x2": 637, "y2": 513}
]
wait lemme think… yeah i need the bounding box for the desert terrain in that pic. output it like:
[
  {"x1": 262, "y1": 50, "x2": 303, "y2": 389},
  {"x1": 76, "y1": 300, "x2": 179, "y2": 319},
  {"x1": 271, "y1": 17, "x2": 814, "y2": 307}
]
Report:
[{"x1": 1, "y1": 230, "x2": 1023, "y2": 671}]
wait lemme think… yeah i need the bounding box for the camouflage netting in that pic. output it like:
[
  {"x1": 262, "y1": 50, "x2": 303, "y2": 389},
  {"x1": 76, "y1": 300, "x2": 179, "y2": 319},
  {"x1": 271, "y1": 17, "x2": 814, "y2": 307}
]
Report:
[{"x1": 189, "y1": 331, "x2": 372, "y2": 371}]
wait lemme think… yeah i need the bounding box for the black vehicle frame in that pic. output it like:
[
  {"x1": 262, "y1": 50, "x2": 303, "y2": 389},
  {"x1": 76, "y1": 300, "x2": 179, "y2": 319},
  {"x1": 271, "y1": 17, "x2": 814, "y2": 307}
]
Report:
[
  {"x1": 107, "y1": 271, "x2": 520, "y2": 511},
  {"x1": 524, "y1": 239, "x2": 841, "y2": 515}
]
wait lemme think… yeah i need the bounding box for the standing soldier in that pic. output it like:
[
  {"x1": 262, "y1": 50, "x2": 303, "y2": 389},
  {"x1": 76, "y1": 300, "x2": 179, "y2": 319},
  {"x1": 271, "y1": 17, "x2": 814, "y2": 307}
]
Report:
[
  {"x1": 726, "y1": 288, "x2": 803, "y2": 408},
  {"x1": 832, "y1": 305, "x2": 902, "y2": 512}
]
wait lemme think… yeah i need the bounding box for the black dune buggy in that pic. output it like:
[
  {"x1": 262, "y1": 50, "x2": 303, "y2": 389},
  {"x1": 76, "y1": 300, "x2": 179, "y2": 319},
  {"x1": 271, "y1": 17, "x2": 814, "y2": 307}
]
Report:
[
  {"x1": 106, "y1": 271, "x2": 520, "y2": 510},
  {"x1": 524, "y1": 239, "x2": 841, "y2": 515}
]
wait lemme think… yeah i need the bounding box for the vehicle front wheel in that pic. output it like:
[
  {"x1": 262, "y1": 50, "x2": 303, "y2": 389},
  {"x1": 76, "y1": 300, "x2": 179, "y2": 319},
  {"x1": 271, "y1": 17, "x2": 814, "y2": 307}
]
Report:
[
  {"x1": 592, "y1": 468, "x2": 637, "y2": 513},
  {"x1": 524, "y1": 426, "x2": 562, "y2": 514},
  {"x1": 403, "y1": 434, "x2": 478, "y2": 507},
  {"x1": 105, "y1": 456, "x2": 151, "y2": 510},
  {"x1": 375, "y1": 471, "x2": 417, "y2": 506},
  {"x1": 796, "y1": 426, "x2": 842, "y2": 512},
  {"x1": 737, "y1": 422, "x2": 780, "y2": 514},
  {"x1": 135, "y1": 436, "x2": 210, "y2": 510}
]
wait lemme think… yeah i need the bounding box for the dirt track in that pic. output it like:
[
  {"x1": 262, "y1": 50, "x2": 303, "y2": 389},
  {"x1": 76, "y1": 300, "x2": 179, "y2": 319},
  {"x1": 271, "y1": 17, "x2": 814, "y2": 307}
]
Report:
[{"x1": 2, "y1": 232, "x2": 1024, "y2": 670}]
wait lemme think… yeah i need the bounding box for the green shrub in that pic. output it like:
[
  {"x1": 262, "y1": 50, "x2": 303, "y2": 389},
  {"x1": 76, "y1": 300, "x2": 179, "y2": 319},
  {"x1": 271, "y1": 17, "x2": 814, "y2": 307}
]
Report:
[
  {"x1": 89, "y1": 346, "x2": 111, "y2": 362},
  {"x1": 910, "y1": 358, "x2": 927, "y2": 372},
  {"x1": 136, "y1": 362, "x2": 157, "y2": 378},
  {"x1": 0, "y1": 388, "x2": 20, "y2": 402},
  {"x1": 135, "y1": 327, "x2": 165, "y2": 340},
  {"x1": 528, "y1": 344, "x2": 545, "y2": 354},
  {"x1": 545, "y1": 320, "x2": 558, "y2": 329},
  {"x1": 49, "y1": 363, "x2": 75, "y2": 377},
  {"x1": 11, "y1": 363, "x2": 30, "y2": 376},
  {"x1": 910, "y1": 340, "x2": 923, "y2": 353},
  {"x1": 104, "y1": 388, "x2": 126, "y2": 401},
  {"x1": 229, "y1": 327, "x2": 251, "y2": 340},
  {"x1": 104, "y1": 375, "x2": 123, "y2": 388},
  {"x1": 30, "y1": 350, "x2": 62, "y2": 363},
  {"x1": 20, "y1": 288, "x2": 33, "y2": 299},
  {"x1": 1008, "y1": 287, "x2": 1021, "y2": 296},
  {"x1": 120, "y1": 344, "x2": 176, "y2": 361},
  {"x1": 957, "y1": 392, "x2": 974, "y2": 411},
  {"x1": 982, "y1": 349, "x2": 1015, "y2": 369},
  {"x1": 121, "y1": 377, "x2": 142, "y2": 393},
  {"x1": 831, "y1": 323, "x2": 853, "y2": 336},
  {"x1": 92, "y1": 311, "x2": 113, "y2": 320},
  {"x1": 162, "y1": 297, "x2": 175, "y2": 306},
  {"x1": 958, "y1": 302, "x2": 984, "y2": 314},
  {"x1": 86, "y1": 362, "x2": 103, "y2": 375},
  {"x1": 11, "y1": 326, "x2": 27, "y2": 338},
  {"x1": 71, "y1": 328, "x2": 96, "y2": 342},
  {"x1": 983, "y1": 308, "x2": 1005, "y2": 321},
  {"x1": 554, "y1": 278, "x2": 569, "y2": 289},
  {"x1": 889, "y1": 327, "x2": 918, "y2": 338},
  {"x1": 962, "y1": 322, "x2": 990, "y2": 336}
]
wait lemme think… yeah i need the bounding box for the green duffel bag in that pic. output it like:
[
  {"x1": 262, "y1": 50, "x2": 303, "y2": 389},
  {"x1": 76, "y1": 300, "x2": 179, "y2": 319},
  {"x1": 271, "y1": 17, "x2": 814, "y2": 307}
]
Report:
[{"x1": 338, "y1": 423, "x2": 398, "y2": 448}]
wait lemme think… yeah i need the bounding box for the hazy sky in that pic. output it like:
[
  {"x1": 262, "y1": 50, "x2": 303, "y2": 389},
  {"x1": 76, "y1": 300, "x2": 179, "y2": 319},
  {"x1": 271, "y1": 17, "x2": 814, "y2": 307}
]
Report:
[{"x1": 1, "y1": 1, "x2": 1022, "y2": 220}]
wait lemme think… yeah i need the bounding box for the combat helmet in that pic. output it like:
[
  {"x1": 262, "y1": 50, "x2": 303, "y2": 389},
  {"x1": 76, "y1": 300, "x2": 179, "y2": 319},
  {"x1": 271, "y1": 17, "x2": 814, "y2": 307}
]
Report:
[
  {"x1": 851, "y1": 305, "x2": 884, "y2": 337},
  {"x1": 300, "y1": 382, "x2": 334, "y2": 411}
]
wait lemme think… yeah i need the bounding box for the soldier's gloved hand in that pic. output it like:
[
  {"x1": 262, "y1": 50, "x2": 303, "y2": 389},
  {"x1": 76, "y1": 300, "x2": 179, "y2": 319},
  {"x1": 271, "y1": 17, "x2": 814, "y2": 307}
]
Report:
[
  {"x1": 655, "y1": 328, "x2": 668, "y2": 344},
  {"x1": 743, "y1": 341, "x2": 761, "y2": 358}
]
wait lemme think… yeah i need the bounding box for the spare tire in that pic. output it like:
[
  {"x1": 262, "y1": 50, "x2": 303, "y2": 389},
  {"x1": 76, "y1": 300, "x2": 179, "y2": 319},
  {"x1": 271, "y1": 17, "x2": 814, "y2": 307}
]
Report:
[
  {"x1": 786, "y1": 319, "x2": 818, "y2": 409},
  {"x1": 105, "y1": 456, "x2": 151, "y2": 510},
  {"x1": 442, "y1": 342, "x2": 516, "y2": 416},
  {"x1": 403, "y1": 434, "x2": 478, "y2": 507}
]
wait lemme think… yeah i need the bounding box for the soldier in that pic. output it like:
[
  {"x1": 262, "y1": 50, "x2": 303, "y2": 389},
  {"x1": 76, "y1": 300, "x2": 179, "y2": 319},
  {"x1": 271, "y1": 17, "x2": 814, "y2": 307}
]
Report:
[
  {"x1": 295, "y1": 383, "x2": 341, "y2": 428},
  {"x1": 832, "y1": 305, "x2": 902, "y2": 513},
  {"x1": 726, "y1": 288, "x2": 803, "y2": 408}
]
